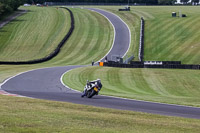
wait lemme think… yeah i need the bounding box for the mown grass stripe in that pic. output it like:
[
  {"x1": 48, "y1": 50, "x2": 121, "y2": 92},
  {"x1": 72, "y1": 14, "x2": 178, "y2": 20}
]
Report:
[
  {"x1": 0, "y1": 7, "x2": 70, "y2": 62},
  {"x1": 118, "y1": 68, "x2": 149, "y2": 94},
  {"x1": 45, "y1": 8, "x2": 113, "y2": 65},
  {"x1": 51, "y1": 9, "x2": 89, "y2": 63},
  {"x1": 144, "y1": 17, "x2": 192, "y2": 60},
  {"x1": 63, "y1": 66, "x2": 200, "y2": 107},
  {"x1": 144, "y1": 19, "x2": 180, "y2": 58},
  {"x1": 139, "y1": 6, "x2": 200, "y2": 64},
  {"x1": 64, "y1": 12, "x2": 94, "y2": 64},
  {"x1": 69, "y1": 10, "x2": 99, "y2": 64}
]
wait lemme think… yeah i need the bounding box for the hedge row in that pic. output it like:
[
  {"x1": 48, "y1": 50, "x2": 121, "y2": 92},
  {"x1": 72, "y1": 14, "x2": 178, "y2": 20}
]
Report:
[{"x1": 0, "y1": 0, "x2": 25, "y2": 16}]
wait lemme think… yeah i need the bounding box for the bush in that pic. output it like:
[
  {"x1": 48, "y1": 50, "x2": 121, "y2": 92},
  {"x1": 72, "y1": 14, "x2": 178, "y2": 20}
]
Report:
[
  {"x1": 0, "y1": 2, "x2": 4, "y2": 15},
  {"x1": 0, "y1": 0, "x2": 25, "y2": 16}
]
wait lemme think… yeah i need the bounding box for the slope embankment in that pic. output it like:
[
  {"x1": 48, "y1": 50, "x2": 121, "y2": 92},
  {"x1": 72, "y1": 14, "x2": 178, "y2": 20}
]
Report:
[{"x1": 0, "y1": 7, "x2": 73, "y2": 65}]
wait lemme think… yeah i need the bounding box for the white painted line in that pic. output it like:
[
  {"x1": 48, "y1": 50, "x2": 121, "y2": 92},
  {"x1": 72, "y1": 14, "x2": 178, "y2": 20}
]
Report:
[
  {"x1": 60, "y1": 67, "x2": 200, "y2": 109},
  {"x1": 2, "y1": 7, "x2": 199, "y2": 110},
  {"x1": 0, "y1": 66, "x2": 73, "y2": 90},
  {"x1": 88, "y1": 9, "x2": 116, "y2": 64},
  {"x1": 91, "y1": 8, "x2": 131, "y2": 62},
  {"x1": 60, "y1": 8, "x2": 131, "y2": 92},
  {"x1": 61, "y1": 67, "x2": 200, "y2": 109},
  {"x1": 60, "y1": 68, "x2": 82, "y2": 93},
  {"x1": 60, "y1": 8, "x2": 121, "y2": 92},
  {"x1": 100, "y1": 94, "x2": 200, "y2": 109},
  {"x1": 0, "y1": 67, "x2": 47, "y2": 90},
  {"x1": 0, "y1": 66, "x2": 59, "y2": 98},
  {"x1": 98, "y1": 8, "x2": 132, "y2": 58}
]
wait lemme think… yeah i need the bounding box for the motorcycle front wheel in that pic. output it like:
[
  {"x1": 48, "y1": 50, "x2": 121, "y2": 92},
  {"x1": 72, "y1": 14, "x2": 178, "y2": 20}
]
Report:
[{"x1": 87, "y1": 89, "x2": 96, "y2": 98}]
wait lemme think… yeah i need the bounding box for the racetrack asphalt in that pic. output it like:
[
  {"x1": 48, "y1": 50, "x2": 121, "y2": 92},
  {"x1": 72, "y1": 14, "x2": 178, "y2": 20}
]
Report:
[{"x1": 1, "y1": 8, "x2": 200, "y2": 119}]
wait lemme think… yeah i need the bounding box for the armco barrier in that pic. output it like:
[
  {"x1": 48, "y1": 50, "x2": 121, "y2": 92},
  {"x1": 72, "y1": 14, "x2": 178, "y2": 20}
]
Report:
[
  {"x1": 138, "y1": 17, "x2": 144, "y2": 62},
  {"x1": 0, "y1": 7, "x2": 74, "y2": 65}
]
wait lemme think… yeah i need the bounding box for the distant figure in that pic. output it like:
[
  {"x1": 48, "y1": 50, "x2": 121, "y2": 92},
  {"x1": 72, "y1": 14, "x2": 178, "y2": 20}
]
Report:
[
  {"x1": 105, "y1": 56, "x2": 108, "y2": 62},
  {"x1": 92, "y1": 60, "x2": 94, "y2": 66}
]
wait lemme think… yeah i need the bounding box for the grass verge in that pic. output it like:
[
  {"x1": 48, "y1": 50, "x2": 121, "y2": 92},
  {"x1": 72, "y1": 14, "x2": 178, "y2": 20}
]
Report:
[
  {"x1": 1, "y1": 6, "x2": 200, "y2": 132},
  {"x1": 97, "y1": 6, "x2": 200, "y2": 64},
  {"x1": 0, "y1": 6, "x2": 70, "y2": 61},
  {"x1": 63, "y1": 66, "x2": 200, "y2": 107},
  {"x1": 0, "y1": 6, "x2": 113, "y2": 82},
  {"x1": 44, "y1": 7, "x2": 113, "y2": 65},
  {"x1": 0, "y1": 95, "x2": 200, "y2": 132}
]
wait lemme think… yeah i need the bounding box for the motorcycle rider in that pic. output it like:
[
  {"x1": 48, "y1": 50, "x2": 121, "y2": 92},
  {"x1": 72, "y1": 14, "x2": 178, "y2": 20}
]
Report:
[{"x1": 81, "y1": 79, "x2": 102, "y2": 97}]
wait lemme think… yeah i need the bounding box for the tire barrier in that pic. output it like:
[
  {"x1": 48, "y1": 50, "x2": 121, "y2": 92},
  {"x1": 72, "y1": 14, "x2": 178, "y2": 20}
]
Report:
[
  {"x1": 138, "y1": 17, "x2": 144, "y2": 62},
  {"x1": 0, "y1": 7, "x2": 74, "y2": 65},
  {"x1": 103, "y1": 61, "x2": 200, "y2": 70}
]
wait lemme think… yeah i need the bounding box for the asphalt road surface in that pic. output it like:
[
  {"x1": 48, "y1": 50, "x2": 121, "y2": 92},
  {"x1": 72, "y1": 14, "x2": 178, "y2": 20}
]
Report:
[{"x1": 1, "y1": 8, "x2": 200, "y2": 119}]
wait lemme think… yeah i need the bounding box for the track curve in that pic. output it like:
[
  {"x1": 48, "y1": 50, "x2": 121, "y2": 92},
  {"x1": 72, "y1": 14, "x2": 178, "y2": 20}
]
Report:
[{"x1": 1, "y1": 8, "x2": 200, "y2": 119}]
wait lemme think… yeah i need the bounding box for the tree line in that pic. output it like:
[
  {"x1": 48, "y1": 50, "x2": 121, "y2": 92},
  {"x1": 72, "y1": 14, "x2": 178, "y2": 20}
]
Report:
[
  {"x1": 1, "y1": 0, "x2": 200, "y2": 17},
  {"x1": 0, "y1": 0, "x2": 26, "y2": 16},
  {"x1": 29, "y1": 0, "x2": 199, "y2": 5}
]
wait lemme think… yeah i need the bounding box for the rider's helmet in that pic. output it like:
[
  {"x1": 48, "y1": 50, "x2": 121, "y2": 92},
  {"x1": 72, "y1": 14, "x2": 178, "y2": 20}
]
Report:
[
  {"x1": 86, "y1": 80, "x2": 90, "y2": 86},
  {"x1": 97, "y1": 78, "x2": 101, "y2": 82}
]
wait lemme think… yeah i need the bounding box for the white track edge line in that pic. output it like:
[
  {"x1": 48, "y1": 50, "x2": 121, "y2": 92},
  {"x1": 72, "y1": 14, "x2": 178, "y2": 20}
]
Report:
[
  {"x1": 2, "y1": 7, "x2": 199, "y2": 109},
  {"x1": 60, "y1": 68, "x2": 82, "y2": 93},
  {"x1": 0, "y1": 65, "x2": 75, "y2": 90},
  {"x1": 60, "y1": 8, "x2": 120, "y2": 92},
  {"x1": 98, "y1": 8, "x2": 132, "y2": 58},
  {"x1": 89, "y1": 9, "x2": 116, "y2": 64},
  {"x1": 61, "y1": 67, "x2": 200, "y2": 109},
  {"x1": 91, "y1": 8, "x2": 131, "y2": 61},
  {"x1": 0, "y1": 66, "x2": 66, "y2": 98},
  {"x1": 60, "y1": 7, "x2": 131, "y2": 93}
]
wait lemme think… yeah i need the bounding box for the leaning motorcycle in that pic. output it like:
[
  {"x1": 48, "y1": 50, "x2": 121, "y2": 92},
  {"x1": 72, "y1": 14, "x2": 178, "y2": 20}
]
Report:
[{"x1": 83, "y1": 82, "x2": 99, "y2": 98}]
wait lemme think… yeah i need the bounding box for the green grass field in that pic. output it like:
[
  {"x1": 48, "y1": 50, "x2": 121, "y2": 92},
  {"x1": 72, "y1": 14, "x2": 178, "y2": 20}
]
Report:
[
  {"x1": 0, "y1": 6, "x2": 113, "y2": 82},
  {"x1": 0, "y1": 6, "x2": 70, "y2": 61},
  {"x1": 44, "y1": 7, "x2": 113, "y2": 65},
  {"x1": 63, "y1": 66, "x2": 200, "y2": 107},
  {"x1": 142, "y1": 6, "x2": 200, "y2": 64},
  {"x1": 1, "y1": 95, "x2": 200, "y2": 133},
  {"x1": 99, "y1": 6, "x2": 141, "y2": 60},
  {"x1": 0, "y1": 6, "x2": 113, "y2": 64},
  {"x1": 99, "y1": 6, "x2": 200, "y2": 64},
  {"x1": 1, "y1": 6, "x2": 200, "y2": 132}
]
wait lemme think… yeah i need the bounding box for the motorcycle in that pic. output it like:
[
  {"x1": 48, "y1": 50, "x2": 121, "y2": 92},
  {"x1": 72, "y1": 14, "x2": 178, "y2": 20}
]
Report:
[{"x1": 82, "y1": 79, "x2": 102, "y2": 98}]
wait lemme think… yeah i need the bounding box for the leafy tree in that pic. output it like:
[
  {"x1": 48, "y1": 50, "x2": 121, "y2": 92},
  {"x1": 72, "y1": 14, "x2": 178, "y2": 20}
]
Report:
[
  {"x1": 180, "y1": 0, "x2": 189, "y2": 4},
  {"x1": 0, "y1": 2, "x2": 4, "y2": 15},
  {"x1": 43, "y1": 0, "x2": 159, "y2": 4},
  {"x1": 0, "y1": 0, "x2": 26, "y2": 16},
  {"x1": 191, "y1": 0, "x2": 200, "y2": 4},
  {"x1": 158, "y1": 0, "x2": 177, "y2": 5}
]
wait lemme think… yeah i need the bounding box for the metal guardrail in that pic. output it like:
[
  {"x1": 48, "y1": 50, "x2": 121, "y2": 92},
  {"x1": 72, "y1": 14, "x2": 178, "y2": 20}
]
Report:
[
  {"x1": 138, "y1": 17, "x2": 144, "y2": 62},
  {"x1": 123, "y1": 55, "x2": 134, "y2": 64}
]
